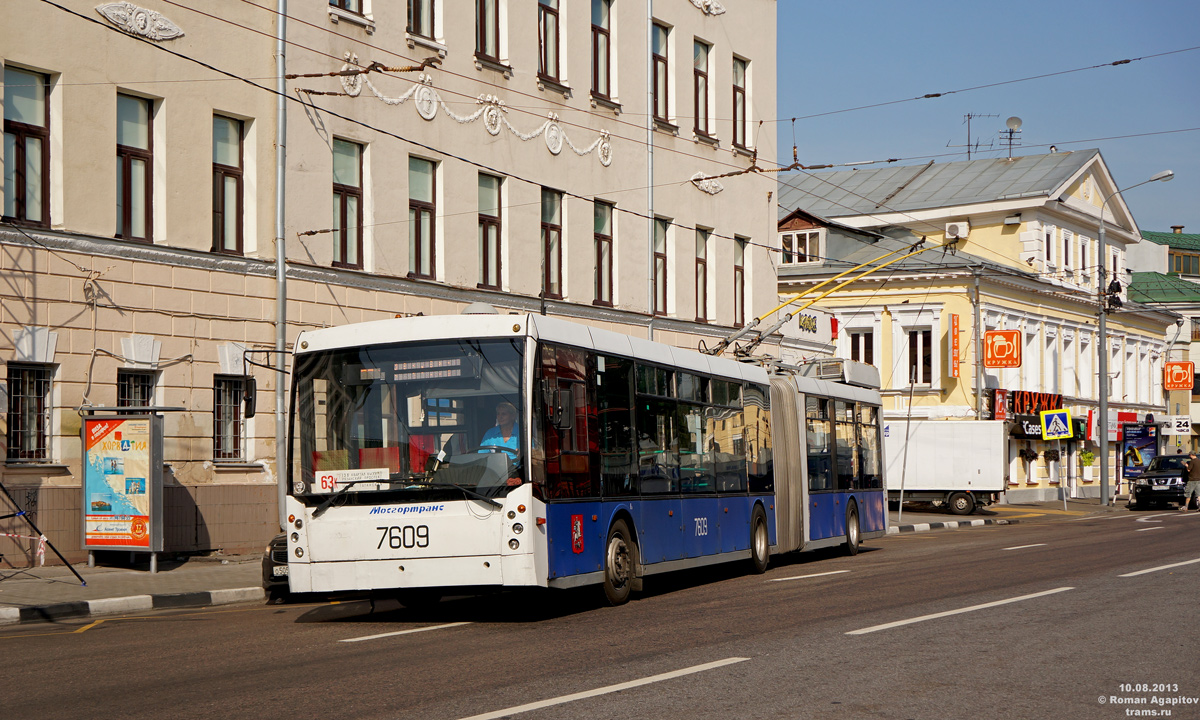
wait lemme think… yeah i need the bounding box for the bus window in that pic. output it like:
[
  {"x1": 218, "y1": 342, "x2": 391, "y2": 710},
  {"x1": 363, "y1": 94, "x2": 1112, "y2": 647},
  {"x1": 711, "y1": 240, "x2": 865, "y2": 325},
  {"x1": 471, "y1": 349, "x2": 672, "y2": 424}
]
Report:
[
  {"x1": 637, "y1": 397, "x2": 679, "y2": 494},
  {"x1": 858, "y1": 404, "x2": 882, "y2": 489},
  {"x1": 708, "y1": 405, "x2": 746, "y2": 492},
  {"x1": 680, "y1": 402, "x2": 714, "y2": 493},
  {"x1": 536, "y1": 344, "x2": 598, "y2": 499},
  {"x1": 806, "y1": 396, "x2": 833, "y2": 492},
  {"x1": 835, "y1": 400, "x2": 857, "y2": 490},
  {"x1": 746, "y1": 383, "x2": 773, "y2": 493},
  {"x1": 597, "y1": 354, "x2": 636, "y2": 497}
]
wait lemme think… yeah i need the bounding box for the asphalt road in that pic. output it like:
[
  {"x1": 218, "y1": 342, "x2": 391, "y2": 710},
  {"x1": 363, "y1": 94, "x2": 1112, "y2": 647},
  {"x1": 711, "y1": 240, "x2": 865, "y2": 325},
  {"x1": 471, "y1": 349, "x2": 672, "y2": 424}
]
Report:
[{"x1": 4, "y1": 510, "x2": 1199, "y2": 720}]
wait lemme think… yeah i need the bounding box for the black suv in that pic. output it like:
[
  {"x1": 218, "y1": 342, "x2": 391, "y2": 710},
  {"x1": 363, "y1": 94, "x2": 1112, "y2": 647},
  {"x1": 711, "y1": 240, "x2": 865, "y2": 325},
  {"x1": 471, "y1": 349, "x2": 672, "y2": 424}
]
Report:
[
  {"x1": 1130, "y1": 454, "x2": 1188, "y2": 509},
  {"x1": 262, "y1": 533, "x2": 289, "y2": 600}
]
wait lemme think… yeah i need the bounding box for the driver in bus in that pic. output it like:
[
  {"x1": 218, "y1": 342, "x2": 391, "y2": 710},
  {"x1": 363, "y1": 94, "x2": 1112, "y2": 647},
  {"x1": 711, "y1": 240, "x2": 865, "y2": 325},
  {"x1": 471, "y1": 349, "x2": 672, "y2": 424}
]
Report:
[{"x1": 479, "y1": 401, "x2": 519, "y2": 460}]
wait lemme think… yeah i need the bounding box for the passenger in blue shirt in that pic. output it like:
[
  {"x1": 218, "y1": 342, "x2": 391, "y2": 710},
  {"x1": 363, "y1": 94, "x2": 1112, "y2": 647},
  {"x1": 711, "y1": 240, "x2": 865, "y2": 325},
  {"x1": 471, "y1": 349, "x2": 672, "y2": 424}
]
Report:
[{"x1": 479, "y1": 401, "x2": 519, "y2": 460}]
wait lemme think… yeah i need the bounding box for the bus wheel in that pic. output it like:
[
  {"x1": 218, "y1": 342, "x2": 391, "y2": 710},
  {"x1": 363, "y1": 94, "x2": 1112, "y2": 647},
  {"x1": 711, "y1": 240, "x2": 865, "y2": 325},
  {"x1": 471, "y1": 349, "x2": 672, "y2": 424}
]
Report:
[
  {"x1": 947, "y1": 492, "x2": 975, "y2": 516},
  {"x1": 749, "y1": 506, "x2": 769, "y2": 574},
  {"x1": 844, "y1": 503, "x2": 861, "y2": 556},
  {"x1": 603, "y1": 519, "x2": 636, "y2": 606}
]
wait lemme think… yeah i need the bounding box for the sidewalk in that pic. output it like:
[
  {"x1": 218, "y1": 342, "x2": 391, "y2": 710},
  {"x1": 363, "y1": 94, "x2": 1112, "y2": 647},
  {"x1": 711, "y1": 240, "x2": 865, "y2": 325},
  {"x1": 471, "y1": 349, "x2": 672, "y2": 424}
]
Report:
[{"x1": 0, "y1": 497, "x2": 1132, "y2": 626}]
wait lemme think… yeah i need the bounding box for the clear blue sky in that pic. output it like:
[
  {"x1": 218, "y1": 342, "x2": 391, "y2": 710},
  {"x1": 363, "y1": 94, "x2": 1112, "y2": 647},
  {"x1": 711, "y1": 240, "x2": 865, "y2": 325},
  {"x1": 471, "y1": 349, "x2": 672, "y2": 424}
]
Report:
[{"x1": 776, "y1": 0, "x2": 1200, "y2": 234}]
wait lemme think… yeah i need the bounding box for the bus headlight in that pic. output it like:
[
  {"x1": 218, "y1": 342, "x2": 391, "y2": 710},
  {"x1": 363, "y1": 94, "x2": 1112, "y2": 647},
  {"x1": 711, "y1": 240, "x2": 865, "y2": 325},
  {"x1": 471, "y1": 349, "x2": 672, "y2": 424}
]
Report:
[
  {"x1": 294, "y1": 547, "x2": 305, "y2": 558},
  {"x1": 508, "y1": 539, "x2": 520, "y2": 550},
  {"x1": 507, "y1": 510, "x2": 516, "y2": 519},
  {"x1": 290, "y1": 532, "x2": 299, "y2": 542},
  {"x1": 512, "y1": 523, "x2": 524, "y2": 534}
]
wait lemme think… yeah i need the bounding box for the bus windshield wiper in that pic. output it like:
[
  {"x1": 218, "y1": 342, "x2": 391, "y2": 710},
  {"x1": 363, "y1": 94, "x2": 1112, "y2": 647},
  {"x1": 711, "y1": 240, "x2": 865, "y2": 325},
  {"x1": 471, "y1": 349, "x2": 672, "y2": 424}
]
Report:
[
  {"x1": 426, "y1": 482, "x2": 503, "y2": 508},
  {"x1": 311, "y1": 480, "x2": 382, "y2": 517}
]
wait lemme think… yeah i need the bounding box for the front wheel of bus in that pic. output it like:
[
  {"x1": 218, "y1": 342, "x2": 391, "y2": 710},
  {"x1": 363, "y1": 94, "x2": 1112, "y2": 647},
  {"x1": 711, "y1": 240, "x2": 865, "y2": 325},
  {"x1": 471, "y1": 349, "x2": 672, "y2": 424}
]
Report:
[
  {"x1": 603, "y1": 519, "x2": 636, "y2": 606},
  {"x1": 844, "y1": 503, "x2": 861, "y2": 556},
  {"x1": 749, "y1": 506, "x2": 769, "y2": 574}
]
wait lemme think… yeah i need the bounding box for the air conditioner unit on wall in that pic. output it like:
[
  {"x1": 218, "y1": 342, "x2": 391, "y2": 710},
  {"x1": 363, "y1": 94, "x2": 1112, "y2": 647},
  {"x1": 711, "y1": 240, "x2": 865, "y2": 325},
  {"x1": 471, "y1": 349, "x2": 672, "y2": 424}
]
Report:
[{"x1": 945, "y1": 221, "x2": 970, "y2": 239}]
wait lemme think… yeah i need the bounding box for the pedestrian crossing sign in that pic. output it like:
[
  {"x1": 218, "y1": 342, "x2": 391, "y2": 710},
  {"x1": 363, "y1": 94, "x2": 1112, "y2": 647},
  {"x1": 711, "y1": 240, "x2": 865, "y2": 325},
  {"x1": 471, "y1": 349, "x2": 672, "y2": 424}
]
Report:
[{"x1": 1040, "y1": 409, "x2": 1073, "y2": 440}]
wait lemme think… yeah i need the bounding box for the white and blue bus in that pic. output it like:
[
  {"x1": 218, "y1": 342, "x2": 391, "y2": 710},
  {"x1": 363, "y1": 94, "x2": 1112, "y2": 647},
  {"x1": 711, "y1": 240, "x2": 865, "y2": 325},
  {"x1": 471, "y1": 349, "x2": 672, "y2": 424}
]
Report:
[{"x1": 283, "y1": 312, "x2": 886, "y2": 605}]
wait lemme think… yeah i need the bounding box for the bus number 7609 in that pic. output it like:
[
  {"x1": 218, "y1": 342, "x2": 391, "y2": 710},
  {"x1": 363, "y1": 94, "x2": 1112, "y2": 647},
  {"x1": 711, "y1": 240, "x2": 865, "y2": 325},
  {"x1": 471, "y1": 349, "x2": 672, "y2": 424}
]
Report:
[{"x1": 377, "y1": 525, "x2": 430, "y2": 549}]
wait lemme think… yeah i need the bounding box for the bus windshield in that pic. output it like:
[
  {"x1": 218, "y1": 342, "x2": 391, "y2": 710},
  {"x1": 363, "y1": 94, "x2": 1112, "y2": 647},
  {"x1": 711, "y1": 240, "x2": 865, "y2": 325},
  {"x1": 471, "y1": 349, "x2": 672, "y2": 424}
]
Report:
[{"x1": 290, "y1": 338, "x2": 525, "y2": 499}]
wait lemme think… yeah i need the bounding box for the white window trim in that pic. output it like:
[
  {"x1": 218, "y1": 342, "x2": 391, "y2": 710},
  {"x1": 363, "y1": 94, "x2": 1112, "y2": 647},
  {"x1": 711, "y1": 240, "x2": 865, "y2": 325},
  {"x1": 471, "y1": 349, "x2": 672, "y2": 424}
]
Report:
[
  {"x1": 892, "y1": 307, "x2": 941, "y2": 390},
  {"x1": 328, "y1": 3, "x2": 376, "y2": 34},
  {"x1": 779, "y1": 229, "x2": 824, "y2": 265}
]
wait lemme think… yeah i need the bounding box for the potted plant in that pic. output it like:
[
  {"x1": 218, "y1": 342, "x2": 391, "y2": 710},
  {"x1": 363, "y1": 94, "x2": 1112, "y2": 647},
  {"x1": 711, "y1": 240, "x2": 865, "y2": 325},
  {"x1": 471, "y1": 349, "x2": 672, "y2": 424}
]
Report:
[
  {"x1": 1018, "y1": 447, "x2": 1039, "y2": 463},
  {"x1": 1043, "y1": 448, "x2": 1061, "y2": 463},
  {"x1": 1079, "y1": 450, "x2": 1095, "y2": 468}
]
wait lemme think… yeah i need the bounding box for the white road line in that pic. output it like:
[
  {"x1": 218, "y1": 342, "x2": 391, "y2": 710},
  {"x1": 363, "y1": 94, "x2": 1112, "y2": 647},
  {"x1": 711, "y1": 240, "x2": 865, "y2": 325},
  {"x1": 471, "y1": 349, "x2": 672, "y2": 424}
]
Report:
[
  {"x1": 1118, "y1": 557, "x2": 1200, "y2": 577},
  {"x1": 339, "y1": 621, "x2": 472, "y2": 643},
  {"x1": 845, "y1": 587, "x2": 1074, "y2": 636},
  {"x1": 456, "y1": 657, "x2": 750, "y2": 720},
  {"x1": 1002, "y1": 543, "x2": 1048, "y2": 551},
  {"x1": 767, "y1": 570, "x2": 849, "y2": 583},
  {"x1": 1136, "y1": 527, "x2": 1164, "y2": 532}
]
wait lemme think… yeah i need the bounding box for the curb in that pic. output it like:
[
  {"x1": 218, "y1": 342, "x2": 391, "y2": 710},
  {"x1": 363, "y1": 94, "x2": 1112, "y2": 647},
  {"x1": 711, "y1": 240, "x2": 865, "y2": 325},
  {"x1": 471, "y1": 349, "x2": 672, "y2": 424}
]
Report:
[
  {"x1": 0, "y1": 587, "x2": 265, "y2": 626},
  {"x1": 887, "y1": 518, "x2": 1018, "y2": 535}
]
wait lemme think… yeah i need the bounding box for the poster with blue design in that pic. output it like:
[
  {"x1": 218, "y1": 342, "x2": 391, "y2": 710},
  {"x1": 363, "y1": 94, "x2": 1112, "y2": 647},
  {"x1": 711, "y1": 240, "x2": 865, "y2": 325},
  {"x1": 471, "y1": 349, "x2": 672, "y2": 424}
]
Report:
[{"x1": 82, "y1": 416, "x2": 162, "y2": 551}]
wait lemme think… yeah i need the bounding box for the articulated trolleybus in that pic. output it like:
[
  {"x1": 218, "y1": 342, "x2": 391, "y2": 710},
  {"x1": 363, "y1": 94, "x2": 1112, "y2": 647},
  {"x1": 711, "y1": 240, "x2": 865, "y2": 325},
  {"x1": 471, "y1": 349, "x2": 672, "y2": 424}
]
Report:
[{"x1": 284, "y1": 313, "x2": 886, "y2": 605}]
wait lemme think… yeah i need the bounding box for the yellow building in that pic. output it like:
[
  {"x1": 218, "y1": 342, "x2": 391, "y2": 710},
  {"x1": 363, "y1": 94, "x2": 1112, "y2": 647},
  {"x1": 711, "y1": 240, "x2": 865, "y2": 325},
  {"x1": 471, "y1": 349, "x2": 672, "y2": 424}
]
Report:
[{"x1": 777, "y1": 150, "x2": 1177, "y2": 502}]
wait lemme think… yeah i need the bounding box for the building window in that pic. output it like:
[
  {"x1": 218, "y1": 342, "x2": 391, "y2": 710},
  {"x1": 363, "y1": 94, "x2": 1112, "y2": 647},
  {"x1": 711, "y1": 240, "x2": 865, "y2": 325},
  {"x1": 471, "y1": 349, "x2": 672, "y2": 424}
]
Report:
[
  {"x1": 538, "y1": 0, "x2": 560, "y2": 82},
  {"x1": 541, "y1": 188, "x2": 562, "y2": 299},
  {"x1": 214, "y1": 376, "x2": 246, "y2": 461},
  {"x1": 408, "y1": 0, "x2": 433, "y2": 38},
  {"x1": 693, "y1": 40, "x2": 710, "y2": 136},
  {"x1": 653, "y1": 217, "x2": 669, "y2": 316},
  {"x1": 594, "y1": 200, "x2": 613, "y2": 306},
  {"x1": 476, "y1": 0, "x2": 499, "y2": 61},
  {"x1": 117, "y1": 369, "x2": 155, "y2": 411},
  {"x1": 6, "y1": 363, "x2": 52, "y2": 462},
  {"x1": 1062, "y1": 229, "x2": 1073, "y2": 270},
  {"x1": 1044, "y1": 227, "x2": 1054, "y2": 264},
  {"x1": 907, "y1": 329, "x2": 933, "y2": 384},
  {"x1": 116, "y1": 94, "x2": 152, "y2": 242},
  {"x1": 733, "y1": 238, "x2": 746, "y2": 328},
  {"x1": 329, "y1": 0, "x2": 362, "y2": 14},
  {"x1": 408, "y1": 157, "x2": 436, "y2": 279},
  {"x1": 695, "y1": 228, "x2": 709, "y2": 322},
  {"x1": 591, "y1": 0, "x2": 611, "y2": 98},
  {"x1": 1171, "y1": 253, "x2": 1200, "y2": 275},
  {"x1": 849, "y1": 330, "x2": 874, "y2": 366},
  {"x1": 652, "y1": 23, "x2": 669, "y2": 122},
  {"x1": 732, "y1": 57, "x2": 747, "y2": 148},
  {"x1": 478, "y1": 173, "x2": 501, "y2": 289},
  {"x1": 212, "y1": 116, "x2": 243, "y2": 254},
  {"x1": 3, "y1": 66, "x2": 50, "y2": 227},
  {"x1": 333, "y1": 138, "x2": 363, "y2": 269},
  {"x1": 781, "y1": 230, "x2": 820, "y2": 264}
]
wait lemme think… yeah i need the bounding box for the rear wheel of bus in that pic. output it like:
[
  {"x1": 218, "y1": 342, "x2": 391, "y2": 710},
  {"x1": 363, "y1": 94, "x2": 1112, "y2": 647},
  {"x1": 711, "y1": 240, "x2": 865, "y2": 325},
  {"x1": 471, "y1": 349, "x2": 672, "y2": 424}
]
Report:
[
  {"x1": 603, "y1": 518, "x2": 637, "y2": 606},
  {"x1": 749, "y1": 505, "x2": 769, "y2": 574},
  {"x1": 844, "y1": 502, "x2": 861, "y2": 556}
]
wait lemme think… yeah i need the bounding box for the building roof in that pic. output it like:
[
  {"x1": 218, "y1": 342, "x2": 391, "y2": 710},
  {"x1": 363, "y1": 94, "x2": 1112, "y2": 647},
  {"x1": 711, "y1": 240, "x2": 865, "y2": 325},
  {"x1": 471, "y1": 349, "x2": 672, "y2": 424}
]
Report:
[
  {"x1": 1128, "y1": 272, "x2": 1200, "y2": 304},
  {"x1": 777, "y1": 149, "x2": 1099, "y2": 220},
  {"x1": 1140, "y1": 231, "x2": 1200, "y2": 251}
]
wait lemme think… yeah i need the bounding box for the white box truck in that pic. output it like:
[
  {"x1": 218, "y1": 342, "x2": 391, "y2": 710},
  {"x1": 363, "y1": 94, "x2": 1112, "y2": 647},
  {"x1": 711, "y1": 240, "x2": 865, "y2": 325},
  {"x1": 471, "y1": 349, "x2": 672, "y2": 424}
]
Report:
[{"x1": 883, "y1": 420, "x2": 1007, "y2": 515}]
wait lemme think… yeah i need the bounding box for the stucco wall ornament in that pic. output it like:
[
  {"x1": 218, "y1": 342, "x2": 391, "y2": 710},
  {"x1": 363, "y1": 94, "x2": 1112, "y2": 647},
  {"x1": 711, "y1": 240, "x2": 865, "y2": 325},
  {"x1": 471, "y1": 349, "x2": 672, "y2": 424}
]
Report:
[
  {"x1": 96, "y1": 2, "x2": 184, "y2": 41},
  {"x1": 688, "y1": 0, "x2": 726, "y2": 16},
  {"x1": 690, "y1": 172, "x2": 725, "y2": 195},
  {"x1": 331, "y1": 60, "x2": 612, "y2": 165}
]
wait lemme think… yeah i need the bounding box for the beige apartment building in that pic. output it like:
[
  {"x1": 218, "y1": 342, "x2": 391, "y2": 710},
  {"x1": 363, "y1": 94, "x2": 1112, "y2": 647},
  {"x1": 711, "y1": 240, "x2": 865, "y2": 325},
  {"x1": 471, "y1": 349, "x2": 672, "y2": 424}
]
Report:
[{"x1": 1, "y1": 0, "x2": 783, "y2": 566}]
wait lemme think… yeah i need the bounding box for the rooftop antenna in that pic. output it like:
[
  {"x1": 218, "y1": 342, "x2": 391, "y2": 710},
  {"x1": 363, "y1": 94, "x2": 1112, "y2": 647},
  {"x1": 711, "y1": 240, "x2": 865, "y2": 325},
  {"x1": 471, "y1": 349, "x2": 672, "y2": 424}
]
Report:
[
  {"x1": 946, "y1": 112, "x2": 997, "y2": 160},
  {"x1": 1001, "y1": 116, "x2": 1023, "y2": 159}
]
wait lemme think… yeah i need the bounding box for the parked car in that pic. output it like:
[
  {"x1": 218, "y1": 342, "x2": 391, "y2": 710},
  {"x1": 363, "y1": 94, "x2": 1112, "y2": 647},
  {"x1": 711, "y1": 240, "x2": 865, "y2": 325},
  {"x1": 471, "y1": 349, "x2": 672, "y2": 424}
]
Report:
[
  {"x1": 1130, "y1": 455, "x2": 1188, "y2": 509},
  {"x1": 262, "y1": 533, "x2": 289, "y2": 600}
]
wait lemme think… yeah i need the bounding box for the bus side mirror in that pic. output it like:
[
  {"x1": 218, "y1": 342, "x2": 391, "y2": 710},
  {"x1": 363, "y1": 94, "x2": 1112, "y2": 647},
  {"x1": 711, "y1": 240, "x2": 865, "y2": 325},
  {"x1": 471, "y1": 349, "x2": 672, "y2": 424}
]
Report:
[
  {"x1": 244, "y1": 376, "x2": 257, "y2": 419},
  {"x1": 553, "y1": 388, "x2": 574, "y2": 430}
]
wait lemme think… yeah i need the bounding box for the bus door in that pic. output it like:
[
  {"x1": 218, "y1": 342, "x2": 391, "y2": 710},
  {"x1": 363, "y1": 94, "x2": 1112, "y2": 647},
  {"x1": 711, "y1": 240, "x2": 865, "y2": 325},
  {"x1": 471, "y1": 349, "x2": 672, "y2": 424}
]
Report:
[
  {"x1": 680, "y1": 399, "x2": 719, "y2": 558},
  {"x1": 635, "y1": 392, "x2": 684, "y2": 563},
  {"x1": 805, "y1": 395, "x2": 843, "y2": 542}
]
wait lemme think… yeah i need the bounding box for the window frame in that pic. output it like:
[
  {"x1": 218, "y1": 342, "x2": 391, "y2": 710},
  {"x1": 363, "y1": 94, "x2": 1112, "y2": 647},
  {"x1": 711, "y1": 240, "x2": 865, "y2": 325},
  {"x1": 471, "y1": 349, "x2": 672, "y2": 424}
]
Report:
[
  {"x1": 781, "y1": 230, "x2": 821, "y2": 264},
  {"x1": 332, "y1": 138, "x2": 364, "y2": 270},
  {"x1": 541, "y1": 188, "x2": 563, "y2": 300},
  {"x1": 538, "y1": 0, "x2": 561, "y2": 83},
  {"x1": 652, "y1": 23, "x2": 669, "y2": 123},
  {"x1": 6, "y1": 363, "x2": 52, "y2": 462},
  {"x1": 849, "y1": 329, "x2": 874, "y2": 366},
  {"x1": 116, "y1": 94, "x2": 153, "y2": 243},
  {"x1": 478, "y1": 173, "x2": 502, "y2": 290},
  {"x1": 329, "y1": 0, "x2": 363, "y2": 15},
  {"x1": 408, "y1": 156, "x2": 437, "y2": 280},
  {"x1": 211, "y1": 115, "x2": 244, "y2": 255},
  {"x1": 116, "y1": 369, "x2": 156, "y2": 411},
  {"x1": 907, "y1": 328, "x2": 934, "y2": 385},
  {"x1": 476, "y1": 0, "x2": 500, "y2": 62},
  {"x1": 695, "y1": 228, "x2": 709, "y2": 322},
  {"x1": 408, "y1": 0, "x2": 433, "y2": 39},
  {"x1": 653, "y1": 217, "x2": 669, "y2": 316},
  {"x1": 213, "y1": 375, "x2": 247, "y2": 462},
  {"x1": 594, "y1": 200, "x2": 614, "y2": 306},
  {"x1": 733, "y1": 237, "x2": 746, "y2": 328},
  {"x1": 693, "y1": 39, "x2": 710, "y2": 137},
  {"x1": 732, "y1": 57, "x2": 748, "y2": 149},
  {"x1": 3, "y1": 66, "x2": 51, "y2": 228},
  {"x1": 591, "y1": 0, "x2": 612, "y2": 99}
]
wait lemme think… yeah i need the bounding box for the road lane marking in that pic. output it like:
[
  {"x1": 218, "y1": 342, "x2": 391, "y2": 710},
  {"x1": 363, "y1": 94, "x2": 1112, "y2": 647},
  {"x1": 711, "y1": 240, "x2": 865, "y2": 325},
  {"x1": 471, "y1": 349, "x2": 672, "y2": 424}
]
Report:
[
  {"x1": 768, "y1": 570, "x2": 849, "y2": 583},
  {"x1": 1118, "y1": 557, "x2": 1200, "y2": 577},
  {"x1": 1002, "y1": 543, "x2": 1047, "y2": 551},
  {"x1": 72, "y1": 619, "x2": 105, "y2": 634},
  {"x1": 845, "y1": 587, "x2": 1074, "y2": 635},
  {"x1": 339, "y1": 621, "x2": 471, "y2": 643},
  {"x1": 457, "y1": 657, "x2": 750, "y2": 720},
  {"x1": 1136, "y1": 527, "x2": 1164, "y2": 532}
]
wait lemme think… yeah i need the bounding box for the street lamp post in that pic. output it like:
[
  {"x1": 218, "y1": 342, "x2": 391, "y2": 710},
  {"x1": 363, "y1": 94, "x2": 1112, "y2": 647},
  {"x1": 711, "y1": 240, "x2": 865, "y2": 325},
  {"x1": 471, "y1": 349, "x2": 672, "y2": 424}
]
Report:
[{"x1": 1096, "y1": 169, "x2": 1174, "y2": 505}]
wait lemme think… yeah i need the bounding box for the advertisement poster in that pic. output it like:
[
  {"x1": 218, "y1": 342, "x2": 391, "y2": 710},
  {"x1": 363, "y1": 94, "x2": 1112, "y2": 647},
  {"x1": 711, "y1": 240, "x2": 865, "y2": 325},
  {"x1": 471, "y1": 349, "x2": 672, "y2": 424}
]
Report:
[
  {"x1": 1121, "y1": 424, "x2": 1159, "y2": 481},
  {"x1": 82, "y1": 416, "x2": 162, "y2": 551}
]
